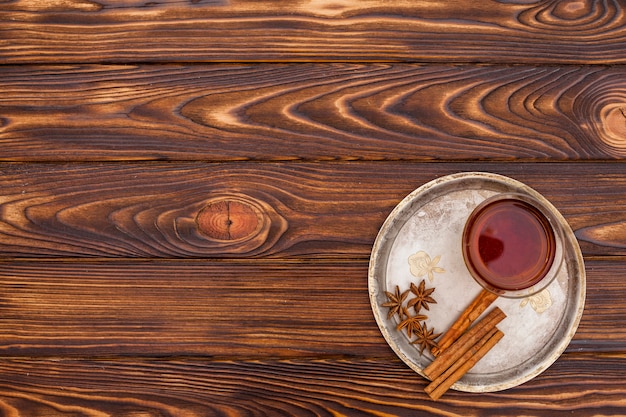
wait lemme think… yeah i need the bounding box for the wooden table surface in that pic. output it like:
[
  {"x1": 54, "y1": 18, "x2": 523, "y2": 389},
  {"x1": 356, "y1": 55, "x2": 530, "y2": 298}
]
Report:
[{"x1": 1, "y1": 1, "x2": 626, "y2": 415}]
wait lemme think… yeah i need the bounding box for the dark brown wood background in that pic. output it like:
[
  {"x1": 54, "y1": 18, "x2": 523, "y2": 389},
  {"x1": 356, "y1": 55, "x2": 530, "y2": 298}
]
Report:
[{"x1": 1, "y1": 1, "x2": 626, "y2": 415}]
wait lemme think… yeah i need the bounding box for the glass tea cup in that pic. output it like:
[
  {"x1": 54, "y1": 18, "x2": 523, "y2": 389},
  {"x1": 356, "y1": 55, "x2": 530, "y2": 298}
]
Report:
[{"x1": 462, "y1": 193, "x2": 564, "y2": 298}]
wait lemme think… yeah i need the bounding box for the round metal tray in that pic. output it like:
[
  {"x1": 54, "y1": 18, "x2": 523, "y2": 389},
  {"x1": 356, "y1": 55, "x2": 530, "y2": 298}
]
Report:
[{"x1": 368, "y1": 172, "x2": 585, "y2": 392}]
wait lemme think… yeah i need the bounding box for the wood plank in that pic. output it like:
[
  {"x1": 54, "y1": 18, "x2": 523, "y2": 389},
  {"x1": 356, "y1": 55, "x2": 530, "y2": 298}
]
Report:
[
  {"x1": 0, "y1": 259, "x2": 622, "y2": 357},
  {"x1": 2, "y1": 1, "x2": 626, "y2": 64},
  {"x1": 0, "y1": 355, "x2": 624, "y2": 416},
  {"x1": 0, "y1": 162, "x2": 626, "y2": 258},
  {"x1": 2, "y1": 64, "x2": 626, "y2": 162},
  {"x1": 0, "y1": 261, "x2": 383, "y2": 357}
]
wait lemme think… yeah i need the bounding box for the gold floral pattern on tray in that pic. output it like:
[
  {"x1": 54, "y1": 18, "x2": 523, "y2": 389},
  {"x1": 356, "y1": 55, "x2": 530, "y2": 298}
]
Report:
[
  {"x1": 408, "y1": 251, "x2": 445, "y2": 282},
  {"x1": 520, "y1": 289, "x2": 553, "y2": 314}
]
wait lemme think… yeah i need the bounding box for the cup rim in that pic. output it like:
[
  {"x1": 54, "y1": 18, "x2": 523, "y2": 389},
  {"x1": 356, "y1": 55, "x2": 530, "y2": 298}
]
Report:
[{"x1": 462, "y1": 192, "x2": 565, "y2": 299}]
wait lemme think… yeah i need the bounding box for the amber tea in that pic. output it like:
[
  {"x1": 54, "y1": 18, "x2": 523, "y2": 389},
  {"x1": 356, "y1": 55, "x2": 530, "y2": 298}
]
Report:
[{"x1": 463, "y1": 195, "x2": 558, "y2": 295}]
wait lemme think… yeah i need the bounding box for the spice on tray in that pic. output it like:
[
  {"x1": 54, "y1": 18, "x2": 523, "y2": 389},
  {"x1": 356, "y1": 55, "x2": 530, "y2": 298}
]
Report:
[
  {"x1": 408, "y1": 279, "x2": 437, "y2": 312},
  {"x1": 382, "y1": 285, "x2": 409, "y2": 319},
  {"x1": 412, "y1": 321, "x2": 441, "y2": 355},
  {"x1": 397, "y1": 307, "x2": 427, "y2": 337},
  {"x1": 423, "y1": 306, "x2": 505, "y2": 380},
  {"x1": 431, "y1": 288, "x2": 498, "y2": 357},
  {"x1": 423, "y1": 306, "x2": 506, "y2": 400},
  {"x1": 382, "y1": 279, "x2": 439, "y2": 354},
  {"x1": 381, "y1": 280, "x2": 506, "y2": 401},
  {"x1": 425, "y1": 326, "x2": 504, "y2": 401}
]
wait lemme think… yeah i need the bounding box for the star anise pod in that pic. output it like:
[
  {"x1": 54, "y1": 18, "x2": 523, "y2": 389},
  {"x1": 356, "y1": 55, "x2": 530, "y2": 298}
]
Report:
[
  {"x1": 411, "y1": 321, "x2": 441, "y2": 355},
  {"x1": 407, "y1": 279, "x2": 437, "y2": 313},
  {"x1": 396, "y1": 308, "x2": 428, "y2": 338},
  {"x1": 382, "y1": 285, "x2": 409, "y2": 319}
]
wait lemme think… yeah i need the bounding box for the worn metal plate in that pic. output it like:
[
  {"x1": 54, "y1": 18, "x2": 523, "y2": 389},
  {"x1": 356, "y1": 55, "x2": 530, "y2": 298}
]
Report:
[{"x1": 369, "y1": 172, "x2": 585, "y2": 392}]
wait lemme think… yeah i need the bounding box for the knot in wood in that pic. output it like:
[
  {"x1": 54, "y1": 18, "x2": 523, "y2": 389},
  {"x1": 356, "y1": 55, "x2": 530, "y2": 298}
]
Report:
[
  {"x1": 551, "y1": 0, "x2": 588, "y2": 20},
  {"x1": 599, "y1": 104, "x2": 626, "y2": 150},
  {"x1": 197, "y1": 198, "x2": 261, "y2": 241}
]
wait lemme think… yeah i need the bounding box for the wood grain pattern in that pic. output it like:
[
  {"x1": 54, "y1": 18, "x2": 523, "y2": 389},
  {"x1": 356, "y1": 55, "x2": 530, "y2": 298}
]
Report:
[
  {"x1": 1, "y1": 162, "x2": 626, "y2": 258},
  {"x1": 2, "y1": 64, "x2": 626, "y2": 162},
  {"x1": 2, "y1": 0, "x2": 625, "y2": 413},
  {"x1": 0, "y1": 259, "x2": 622, "y2": 357},
  {"x1": 0, "y1": 261, "x2": 382, "y2": 357},
  {"x1": 0, "y1": 355, "x2": 624, "y2": 416},
  {"x1": 1, "y1": 0, "x2": 626, "y2": 64}
]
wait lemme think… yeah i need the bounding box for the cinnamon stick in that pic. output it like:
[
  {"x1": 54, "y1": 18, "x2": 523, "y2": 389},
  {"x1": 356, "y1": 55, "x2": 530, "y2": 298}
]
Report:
[
  {"x1": 423, "y1": 306, "x2": 505, "y2": 381},
  {"x1": 431, "y1": 288, "x2": 498, "y2": 357},
  {"x1": 425, "y1": 326, "x2": 498, "y2": 396},
  {"x1": 425, "y1": 328, "x2": 504, "y2": 401}
]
